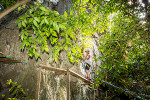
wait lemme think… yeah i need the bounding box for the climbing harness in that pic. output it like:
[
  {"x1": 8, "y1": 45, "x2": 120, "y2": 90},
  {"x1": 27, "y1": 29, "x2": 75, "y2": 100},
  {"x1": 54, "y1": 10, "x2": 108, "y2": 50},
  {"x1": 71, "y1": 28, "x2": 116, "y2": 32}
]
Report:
[{"x1": 85, "y1": 63, "x2": 90, "y2": 69}]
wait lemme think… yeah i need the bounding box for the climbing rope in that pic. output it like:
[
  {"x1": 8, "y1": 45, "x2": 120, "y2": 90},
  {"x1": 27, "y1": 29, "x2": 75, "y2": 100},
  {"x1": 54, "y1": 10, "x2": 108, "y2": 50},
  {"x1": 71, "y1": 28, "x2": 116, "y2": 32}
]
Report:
[{"x1": 0, "y1": 53, "x2": 27, "y2": 64}]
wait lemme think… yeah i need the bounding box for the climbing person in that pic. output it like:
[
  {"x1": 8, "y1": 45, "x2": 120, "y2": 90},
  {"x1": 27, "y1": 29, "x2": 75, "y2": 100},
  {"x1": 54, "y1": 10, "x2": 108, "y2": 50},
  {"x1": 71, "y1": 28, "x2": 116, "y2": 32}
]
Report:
[{"x1": 83, "y1": 48, "x2": 92, "y2": 81}]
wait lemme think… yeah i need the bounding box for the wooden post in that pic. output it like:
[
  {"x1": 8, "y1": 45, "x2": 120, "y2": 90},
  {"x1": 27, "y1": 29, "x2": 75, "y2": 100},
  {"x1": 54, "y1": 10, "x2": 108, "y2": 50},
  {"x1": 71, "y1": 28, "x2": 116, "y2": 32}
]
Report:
[
  {"x1": 36, "y1": 68, "x2": 41, "y2": 100},
  {"x1": 93, "y1": 88, "x2": 95, "y2": 100},
  {"x1": 67, "y1": 70, "x2": 70, "y2": 100},
  {"x1": 96, "y1": 86, "x2": 99, "y2": 100}
]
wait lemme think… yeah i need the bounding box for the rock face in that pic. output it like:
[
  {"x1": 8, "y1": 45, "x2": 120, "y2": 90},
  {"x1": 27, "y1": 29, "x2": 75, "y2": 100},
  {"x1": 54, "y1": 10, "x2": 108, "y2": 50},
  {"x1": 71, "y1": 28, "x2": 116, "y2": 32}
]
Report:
[
  {"x1": 0, "y1": 19, "x2": 94, "y2": 100},
  {"x1": 0, "y1": 0, "x2": 98, "y2": 100}
]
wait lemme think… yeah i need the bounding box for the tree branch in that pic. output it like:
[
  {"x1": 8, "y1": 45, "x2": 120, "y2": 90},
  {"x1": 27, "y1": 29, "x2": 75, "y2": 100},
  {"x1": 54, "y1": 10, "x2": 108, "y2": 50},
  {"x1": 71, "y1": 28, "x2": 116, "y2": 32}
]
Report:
[{"x1": 0, "y1": 0, "x2": 30, "y2": 20}]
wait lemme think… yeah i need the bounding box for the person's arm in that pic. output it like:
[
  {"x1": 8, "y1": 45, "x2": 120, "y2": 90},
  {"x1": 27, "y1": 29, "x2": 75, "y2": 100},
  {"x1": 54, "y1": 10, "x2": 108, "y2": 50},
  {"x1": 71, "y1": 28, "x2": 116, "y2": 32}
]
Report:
[{"x1": 85, "y1": 55, "x2": 90, "y2": 60}]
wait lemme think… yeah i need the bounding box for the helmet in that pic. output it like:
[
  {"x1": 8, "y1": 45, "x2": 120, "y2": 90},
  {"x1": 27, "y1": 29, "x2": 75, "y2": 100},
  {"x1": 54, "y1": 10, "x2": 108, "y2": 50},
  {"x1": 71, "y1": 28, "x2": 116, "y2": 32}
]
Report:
[{"x1": 85, "y1": 48, "x2": 90, "y2": 52}]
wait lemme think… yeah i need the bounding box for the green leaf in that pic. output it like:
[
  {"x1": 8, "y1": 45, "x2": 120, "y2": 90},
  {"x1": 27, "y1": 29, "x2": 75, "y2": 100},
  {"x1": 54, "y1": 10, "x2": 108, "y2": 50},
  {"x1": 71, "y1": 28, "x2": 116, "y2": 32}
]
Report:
[
  {"x1": 18, "y1": 6, "x2": 21, "y2": 11},
  {"x1": 70, "y1": 11, "x2": 73, "y2": 16},
  {"x1": 33, "y1": 48, "x2": 35, "y2": 53},
  {"x1": 34, "y1": 17, "x2": 40, "y2": 22},
  {"x1": 44, "y1": 17, "x2": 49, "y2": 24},
  {"x1": 40, "y1": 20, "x2": 45, "y2": 26},
  {"x1": 17, "y1": 85, "x2": 21, "y2": 88},
  {"x1": 45, "y1": 47, "x2": 49, "y2": 53},
  {"x1": 1, "y1": 94, "x2": 5, "y2": 98},
  {"x1": 59, "y1": 24, "x2": 66, "y2": 29},
  {"x1": 22, "y1": 5, "x2": 25, "y2": 8},
  {"x1": 29, "y1": 18, "x2": 33, "y2": 23},
  {"x1": 41, "y1": 45, "x2": 45, "y2": 52},
  {"x1": 18, "y1": 22, "x2": 22, "y2": 28},
  {"x1": 11, "y1": 88, "x2": 18, "y2": 96},
  {"x1": 45, "y1": 32, "x2": 50, "y2": 37},
  {"x1": 54, "y1": 57, "x2": 57, "y2": 62},
  {"x1": 22, "y1": 21, "x2": 26, "y2": 27},
  {"x1": 64, "y1": 11, "x2": 68, "y2": 17},
  {"x1": 60, "y1": 32, "x2": 66, "y2": 37},
  {"x1": 7, "y1": 79, "x2": 12, "y2": 85},
  {"x1": 21, "y1": 41, "x2": 26, "y2": 50},
  {"x1": 52, "y1": 31, "x2": 57, "y2": 37},
  {"x1": 35, "y1": 52, "x2": 38, "y2": 60},
  {"x1": 28, "y1": 53, "x2": 33, "y2": 57},
  {"x1": 24, "y1": 19, "x2": 27, "y2": 23},
  {"x1": 53, "y1": 22, "x2": 59, "y2": 33},
  {"x1": 40, "y1": 6, "x2": 47, "y2": 11},
  {"x1": 33, "y1": 20, "x2": 38, "y2": 27},
  {"x1": 9, "y1": 86, "x2": 14, "y2": 92},
  {"x1": 52, "y1": 37, "x2": 58, "y2": 45},
  {"x1": 65, "y1": 45, "x2": 68, "y2": 51}
]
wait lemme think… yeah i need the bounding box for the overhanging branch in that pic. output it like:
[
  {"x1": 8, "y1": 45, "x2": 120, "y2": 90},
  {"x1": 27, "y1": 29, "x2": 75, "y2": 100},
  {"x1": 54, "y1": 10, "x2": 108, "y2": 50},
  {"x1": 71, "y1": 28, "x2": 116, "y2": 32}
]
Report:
[{"x1": 0, "y1": 0, "x2": 30, "y2": 20}]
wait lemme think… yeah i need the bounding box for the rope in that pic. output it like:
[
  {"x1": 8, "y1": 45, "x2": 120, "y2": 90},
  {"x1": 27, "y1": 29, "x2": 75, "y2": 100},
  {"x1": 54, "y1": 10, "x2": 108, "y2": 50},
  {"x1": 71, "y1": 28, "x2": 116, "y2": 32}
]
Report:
[
  {"x1": 5, "y1": 56, "x2": 13, "y2": 59},
  {"x1": 82, "y1": 58, "x2": 85, "y2": 68},
  {"x1": 22, "y1": 62, "x2": 27, "y2": 64},
  {"x1": 103, "y1": 81, "x2": 142, "y2": 100},
  {"x1": 1, "y1": 54, "x2": 27, "y2": 64}
]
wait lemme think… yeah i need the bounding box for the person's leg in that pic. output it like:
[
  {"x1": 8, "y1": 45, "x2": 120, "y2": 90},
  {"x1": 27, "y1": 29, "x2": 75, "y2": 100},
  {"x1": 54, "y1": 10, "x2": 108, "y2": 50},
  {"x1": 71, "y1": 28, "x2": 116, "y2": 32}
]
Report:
[
  {"x1": 85, "y1": 70, "x2": 90, "y2": 79},
  {"x1": 85, "y1": 69, "x2": 91, "y2": 81},
  {"x1": 85, "y1": 69, "x2": 88, "y2": 78},
  {"x1": 87, "y1": 70, "x2": 91, "y2": 80},
  {"x1": 85, "y1": 63, "x2": 91, "y2": 81}
]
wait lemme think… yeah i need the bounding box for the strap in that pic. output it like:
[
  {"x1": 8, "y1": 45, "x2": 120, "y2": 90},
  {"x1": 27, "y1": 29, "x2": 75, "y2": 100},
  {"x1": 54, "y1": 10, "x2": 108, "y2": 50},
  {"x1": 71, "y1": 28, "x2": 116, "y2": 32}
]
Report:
[{"x1": 85, "y1": 63, "x2": 90, "y2": 68}]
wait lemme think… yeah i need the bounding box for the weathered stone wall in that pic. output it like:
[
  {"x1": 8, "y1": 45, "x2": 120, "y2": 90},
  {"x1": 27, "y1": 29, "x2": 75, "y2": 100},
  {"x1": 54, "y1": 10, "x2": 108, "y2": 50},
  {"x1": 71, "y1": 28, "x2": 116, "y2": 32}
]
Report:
[
  {"x1": 0, "y1": 19, "x2": 94, "y2": 100},
  {"x1": 0, "y1": 0, "x2": 95, "y2": 100},
  {"x1": 0, "y1": 18, "x2": 38, "y2": 98}
]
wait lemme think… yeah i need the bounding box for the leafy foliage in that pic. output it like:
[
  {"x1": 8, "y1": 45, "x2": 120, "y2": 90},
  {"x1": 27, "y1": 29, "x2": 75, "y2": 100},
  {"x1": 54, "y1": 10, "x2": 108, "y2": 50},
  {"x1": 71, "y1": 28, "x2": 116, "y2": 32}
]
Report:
[
  {"x1": 1, "y1": 79, "x2": 33, "y2": 100},
  {"x1": 0, "y1": 0, "x2": 17, "y2": 8},
  {"x1": 15, "y1": 0, "x2": 149, "y2": 98},
  {"x1": 94, "y1": 0, "x2": 150, "y2": 99},
  {"x1": 17, "y1": 1, "x2": 105, "y2": 62}
]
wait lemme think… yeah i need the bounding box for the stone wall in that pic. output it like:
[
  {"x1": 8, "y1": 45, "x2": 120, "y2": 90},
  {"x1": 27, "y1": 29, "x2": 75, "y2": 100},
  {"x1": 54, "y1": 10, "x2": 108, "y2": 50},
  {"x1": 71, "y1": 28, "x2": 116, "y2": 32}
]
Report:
[
  {"x1": 0, "y1": 0, "x2": 95, "y2": 100},
  {"x1": 0, "y1": 17, "x2": 94, "y2": 100}
]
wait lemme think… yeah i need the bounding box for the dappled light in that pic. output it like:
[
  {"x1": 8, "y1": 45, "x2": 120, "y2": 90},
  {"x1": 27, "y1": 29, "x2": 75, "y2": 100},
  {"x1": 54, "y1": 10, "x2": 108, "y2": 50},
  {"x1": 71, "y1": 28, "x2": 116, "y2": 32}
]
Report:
[{"x1": 0, "y1": 0, "x2": 149, "y2": 100}]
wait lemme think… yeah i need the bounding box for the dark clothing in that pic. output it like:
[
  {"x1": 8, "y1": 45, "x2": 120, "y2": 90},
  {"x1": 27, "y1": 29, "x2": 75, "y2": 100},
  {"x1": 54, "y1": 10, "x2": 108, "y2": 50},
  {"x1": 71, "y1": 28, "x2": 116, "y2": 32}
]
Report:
[{"x1": 84, "y1": 63, "x2": 91, "y2": 70}]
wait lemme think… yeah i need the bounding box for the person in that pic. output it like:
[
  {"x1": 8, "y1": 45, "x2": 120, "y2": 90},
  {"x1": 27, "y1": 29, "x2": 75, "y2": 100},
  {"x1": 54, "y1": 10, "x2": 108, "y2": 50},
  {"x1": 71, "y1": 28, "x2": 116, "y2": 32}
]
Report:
[{"x1": 83, "y1": 48, "x2": 91, "y2": 81}]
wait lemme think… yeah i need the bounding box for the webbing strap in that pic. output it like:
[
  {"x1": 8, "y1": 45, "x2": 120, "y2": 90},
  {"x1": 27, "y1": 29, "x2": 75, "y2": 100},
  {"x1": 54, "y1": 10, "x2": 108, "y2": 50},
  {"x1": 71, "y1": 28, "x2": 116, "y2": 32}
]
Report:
[{"x1": 85, "y1": 63, "x2": 90, "y2": 68}]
